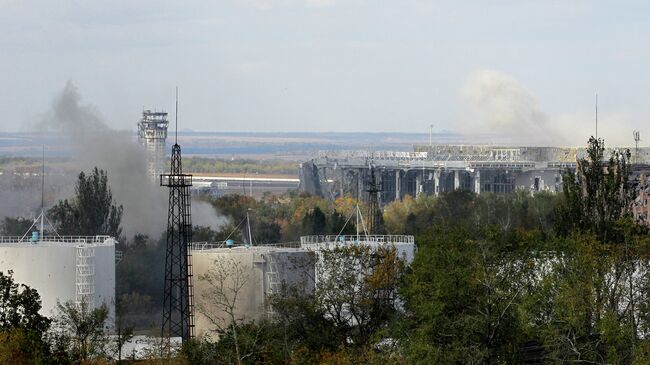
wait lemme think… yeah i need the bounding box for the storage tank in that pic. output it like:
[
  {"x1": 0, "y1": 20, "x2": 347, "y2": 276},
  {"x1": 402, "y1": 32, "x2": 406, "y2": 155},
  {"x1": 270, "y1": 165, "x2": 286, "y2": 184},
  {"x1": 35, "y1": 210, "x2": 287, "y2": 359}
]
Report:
[
  {"x1": 300, "y1": 234, "x2": 415, "y2": 263},
  {"x1": 190, "y1": 243, "x2": 314, "y2": 339},
  {"x1": 300, "y1": 234, "x2": 415, "y2": 323},
  {"x1": 0, "y1": 235, "x2": 116, "y2": 321},
  {"x1": 300, "y1": 234, "x2": 415, "y2": 287}
]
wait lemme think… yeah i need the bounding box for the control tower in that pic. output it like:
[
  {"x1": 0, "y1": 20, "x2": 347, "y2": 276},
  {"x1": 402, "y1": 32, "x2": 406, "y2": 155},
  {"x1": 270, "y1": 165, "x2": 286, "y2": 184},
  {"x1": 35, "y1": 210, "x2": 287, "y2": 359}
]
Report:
[{"x1": 138, "y1": 110, "x2": 169, "y2": 181}]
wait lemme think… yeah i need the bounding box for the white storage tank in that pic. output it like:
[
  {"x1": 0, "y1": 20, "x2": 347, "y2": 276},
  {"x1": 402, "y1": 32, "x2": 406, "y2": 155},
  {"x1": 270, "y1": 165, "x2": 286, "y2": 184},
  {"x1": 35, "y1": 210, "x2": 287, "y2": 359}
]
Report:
[
  {"x1": 300, "y1": 234, "x2": 415, "y2": 323},
  {"x1": 300, "y1": 234, "x2": 415, "y2": 289},
  {"x1": 0, "y1": 235, "x2": 116, "y2": 321},
  {"x1": 190, "y1": 243, "x2": 314, "y2": 339},
  {"x1": 300, "y1": 234, "x2": 415, "y2": 264}
]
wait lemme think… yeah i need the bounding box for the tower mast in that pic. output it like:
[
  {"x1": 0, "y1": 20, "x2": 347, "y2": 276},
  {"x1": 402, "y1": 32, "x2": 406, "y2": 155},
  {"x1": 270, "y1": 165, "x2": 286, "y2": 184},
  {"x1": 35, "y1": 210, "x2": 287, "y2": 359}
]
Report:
[
  {"x1": 595, "y1": 93, "x2": 598, "y2": 140},
  {"x1": 40, "y1": 146, "x2": 45, "y2": 239},
  {"x1": 161, "y1": 88, "x2": 194, "y2": 342}
]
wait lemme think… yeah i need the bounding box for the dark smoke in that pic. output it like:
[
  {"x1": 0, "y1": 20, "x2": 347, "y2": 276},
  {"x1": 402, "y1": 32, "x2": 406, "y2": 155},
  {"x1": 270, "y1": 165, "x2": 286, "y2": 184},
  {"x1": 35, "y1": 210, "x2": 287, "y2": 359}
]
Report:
[{"x1": 39, "y1": 81, "x2": 224, "y2": 238}]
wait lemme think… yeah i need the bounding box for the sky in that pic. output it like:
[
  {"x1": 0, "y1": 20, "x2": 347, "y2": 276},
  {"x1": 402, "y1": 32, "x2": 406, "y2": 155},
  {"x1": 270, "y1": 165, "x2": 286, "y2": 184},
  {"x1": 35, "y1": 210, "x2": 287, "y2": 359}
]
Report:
[{"x1": 2, "y1": 0, "x2": 650, "y2": 145}]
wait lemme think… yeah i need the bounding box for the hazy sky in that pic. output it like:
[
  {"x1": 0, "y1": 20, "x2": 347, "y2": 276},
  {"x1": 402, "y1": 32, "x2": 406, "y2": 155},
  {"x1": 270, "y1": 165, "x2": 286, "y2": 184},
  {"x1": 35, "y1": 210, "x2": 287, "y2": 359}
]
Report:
[{"x1": 2, "y1": 0, "x2": 650, "y2": 145}]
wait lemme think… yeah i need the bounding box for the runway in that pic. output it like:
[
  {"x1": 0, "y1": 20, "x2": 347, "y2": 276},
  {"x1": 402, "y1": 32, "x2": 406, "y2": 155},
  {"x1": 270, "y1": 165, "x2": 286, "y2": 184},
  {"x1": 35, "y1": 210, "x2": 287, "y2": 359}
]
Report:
[{"x1": 191, "y1": 175, "x2": 299, "y2": 197}]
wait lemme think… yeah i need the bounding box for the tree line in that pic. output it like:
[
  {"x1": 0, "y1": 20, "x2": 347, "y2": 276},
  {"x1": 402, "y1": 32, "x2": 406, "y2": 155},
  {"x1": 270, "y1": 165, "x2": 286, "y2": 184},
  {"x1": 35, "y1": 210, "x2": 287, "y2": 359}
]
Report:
[
  {"x1": 181, "y1": 137, "x2": 650, "y2": 364},
  {"x1": 2, "y1": 137, "x2": 650, "y2": 363}
]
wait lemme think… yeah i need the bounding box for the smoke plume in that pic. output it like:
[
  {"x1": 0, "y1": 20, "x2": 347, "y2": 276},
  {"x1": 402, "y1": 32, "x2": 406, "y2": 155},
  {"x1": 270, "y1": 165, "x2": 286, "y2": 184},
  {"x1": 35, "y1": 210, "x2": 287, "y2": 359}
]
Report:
[
  {"x1": 193, "y1": 201, "x2": 228, "y2": 229},
  {"x1": 460, "y1": 69, "x2": 565, "y2": 145},
  {"x1": 40, "y1": 81, "x2": 224, "y2": 238}
]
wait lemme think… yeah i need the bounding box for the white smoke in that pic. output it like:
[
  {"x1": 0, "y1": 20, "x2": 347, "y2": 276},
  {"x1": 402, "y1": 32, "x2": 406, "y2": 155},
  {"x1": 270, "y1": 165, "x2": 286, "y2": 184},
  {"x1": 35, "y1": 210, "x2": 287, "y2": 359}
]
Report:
[
  {"x1": 554, "y1": 110, "x2": 637, "y2": 147},
  {"x1": 460, "y1": 69, "x2": 565, "y2": 145},
  {"x1": 459, "y1": 69, "x2": 643, "y2": 147},
  {"x1": 193, "y1": 201, "x2": 228, "y2": 230}
]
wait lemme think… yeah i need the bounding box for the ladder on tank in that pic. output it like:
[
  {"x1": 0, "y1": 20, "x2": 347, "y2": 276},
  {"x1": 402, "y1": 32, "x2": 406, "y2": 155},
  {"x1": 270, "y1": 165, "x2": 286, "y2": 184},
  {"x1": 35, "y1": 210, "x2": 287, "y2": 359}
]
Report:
[
  {"x1": 266, "y1": 254, "x2": 281, "y2": 318},
  {"x1": 182, "y1": 186, "x2": 196, "y2": 338},
  {"x1": 75, "y1": 245, "x2": 96, "y2": 309}
]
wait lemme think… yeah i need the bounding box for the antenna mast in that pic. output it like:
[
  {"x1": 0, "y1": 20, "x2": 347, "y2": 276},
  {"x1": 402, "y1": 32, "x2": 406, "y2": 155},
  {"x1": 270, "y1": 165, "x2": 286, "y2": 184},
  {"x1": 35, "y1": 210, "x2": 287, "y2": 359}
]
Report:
[
  {"x1": 175, "y1": 87, "x2": 179, "y2": 144},
  {"x1": 40, "y1": 146, "x2": 45, "y2": 239},
  {"x1": 634, "y1": 130, "x2": 641, "y2": 164},
  {"x1": 595, "y1": 93, "x2": 598, "y2": 140}
]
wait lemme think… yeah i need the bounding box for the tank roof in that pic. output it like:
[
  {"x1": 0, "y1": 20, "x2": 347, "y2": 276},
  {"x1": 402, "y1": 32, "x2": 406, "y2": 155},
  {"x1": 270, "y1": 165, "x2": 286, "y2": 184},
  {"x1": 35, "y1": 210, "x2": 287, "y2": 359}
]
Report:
[
  {"x1": 300, "y1": 235, "x2": 414, "y2": 245},
  {"x1": 0, "y1": 235, "x2": 117, "y2": 247},
  {"x1": 190, "y1": 242, "x2": 304, "y2": 253}
]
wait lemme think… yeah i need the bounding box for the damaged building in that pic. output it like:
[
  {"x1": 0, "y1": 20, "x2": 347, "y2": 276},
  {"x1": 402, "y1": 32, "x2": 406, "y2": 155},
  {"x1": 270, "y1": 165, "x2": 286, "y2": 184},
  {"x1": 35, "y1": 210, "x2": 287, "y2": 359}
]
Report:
[{"x1": 299, "y1": 144, "x2": 650, "y2": 207}]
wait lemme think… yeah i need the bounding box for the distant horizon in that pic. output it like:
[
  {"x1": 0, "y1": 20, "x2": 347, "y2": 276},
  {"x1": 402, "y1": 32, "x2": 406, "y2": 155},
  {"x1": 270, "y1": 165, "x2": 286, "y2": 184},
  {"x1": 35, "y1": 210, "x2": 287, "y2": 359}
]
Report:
[{"x1": 0, "y1": 130, "x2": 635, "y2": 155}]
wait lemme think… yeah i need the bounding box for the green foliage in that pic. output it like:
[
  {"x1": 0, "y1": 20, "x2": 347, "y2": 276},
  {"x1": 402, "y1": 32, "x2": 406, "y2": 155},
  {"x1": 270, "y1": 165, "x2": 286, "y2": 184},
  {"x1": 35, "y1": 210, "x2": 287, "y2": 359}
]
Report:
[
  {"x1": 271, "y1": 285, "x2": 343, "y2": 354},
  {"x1": 399, "y1": 227, "x2": 531, "y2": 364},
  {"x1": 49, "y1": 167, "x2": 123, "y2": 238},
  {"x1": 383, "y1": 190, "x2": 559, "y2": 236},
  {"x1": 0, "y1": 327, "x2": 50, "y2": 365},
  {"x1": 183, "y1": 157, "x2": 298, "y2": 176},
  {"x1": 203, "y1": 194, "x2": 357, "y2": 244},
  {"x1": 0, "y1": 271, "x2": 51, "y2": 364},
  {"x1": 0, "y1": 217, "x2": 33, "y2": 236},
  {"x1": 0, "y1": 271, "x2": 50, "y2": 336},
  {"x1": 558, "y1": 136, "x2": 635, "y2": 242},
  {"x1": 115, "y1": 234, "x2": 165, "y2": 329},
  {"x1": 523, "y1": 234, "x2": 646, "y2": 364},
  {"x1": 301, "y1": 207, "x2": 327, "y2": 235},
  {"x1": 5, "y1": 135, "x2": 647, "y2": 363},
  {"x1": 53, "y1": 300, "x2": 110, "y2": 363},
  {"x1": 207, "y1": 195, "x2": 282, "y2": 244},
  {"x1": 272, "y1": 245, "x2": 406, "y2": 354},
  {"x1": 181, "y1": 321, "x2": 288, "y2": 365}
]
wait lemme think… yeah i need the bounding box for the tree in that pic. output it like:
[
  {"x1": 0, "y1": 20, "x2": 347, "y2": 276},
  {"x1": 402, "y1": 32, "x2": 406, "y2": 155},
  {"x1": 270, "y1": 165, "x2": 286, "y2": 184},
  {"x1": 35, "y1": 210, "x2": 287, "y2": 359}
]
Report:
[
  {"x1": 270, "y1": 285, "x2": 343, "y2": 355},
  {"x1": 558, "y1": 136, "x2": 635, "y2": 242},
  {"x1": 317, "y1": 245, "x2": 405, "y2": 346},
  {"x1": 0, "y1": 217, "x2": 33, "y2": 236},
  {"x1": 115, "y1": 234, "x2": 166, "y2": 330},
  {"x1": 49, "y1": 167, "x2": 123, "y2": 238},
  {"x1": 0, "y1": 271, "x2": 50, "y2": 335},
  {"x1": 539, "y1": 136, "x2": 648, "y2": 363},
  {"x1": 524, "y1": 234, "x2": 643, "y2": 364},
  {"x1": 399, "y1": 227, "x2": 531, "y2": 364},
  {"x1": 197, "y1": 257, "x2": 255, "y2": 365},
  {"x1": 271, "y1": 244, "x2": 406, "y2": 354},
  {"x1": 0, "y1": 328, "x2": 50, "y2": 365},
  {"x1": 301, "y1": 207, "x2": 327, "y2": 235},
  {"x1": 0, "y1": 271, "x2": 51, "y2": 364},
  {"x1": 53, "y1": 300, "x2": 110, "y2": 362},
  {"x1": 113, "y1": 296, "x2": 134, "y2": 363},
  {"x1": 181, "y1": 321, "x2": 287, "y2": 365}
]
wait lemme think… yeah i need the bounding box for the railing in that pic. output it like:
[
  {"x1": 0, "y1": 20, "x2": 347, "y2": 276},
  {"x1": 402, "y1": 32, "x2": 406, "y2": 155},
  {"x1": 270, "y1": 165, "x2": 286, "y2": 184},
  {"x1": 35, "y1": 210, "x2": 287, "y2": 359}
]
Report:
[
  {"x1": 300, "y1": 235, "x2": 415, "y2": 245},
  {"x1": 190, "y1": 241, "x2": 302, "y2": 251},
  {"x1": 0, "y1": 235, "x2": 114, "y2": 245},
  {"x1": 160, "y1": 174, "x2": 193, "y2": 187}
]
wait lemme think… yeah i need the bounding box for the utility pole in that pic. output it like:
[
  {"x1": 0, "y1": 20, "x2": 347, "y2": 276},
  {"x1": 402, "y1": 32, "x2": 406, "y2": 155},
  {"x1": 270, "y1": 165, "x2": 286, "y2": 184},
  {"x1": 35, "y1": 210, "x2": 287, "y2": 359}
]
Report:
[{"x1": 246, "y1": 210, "x2": 253, "y2": 246}]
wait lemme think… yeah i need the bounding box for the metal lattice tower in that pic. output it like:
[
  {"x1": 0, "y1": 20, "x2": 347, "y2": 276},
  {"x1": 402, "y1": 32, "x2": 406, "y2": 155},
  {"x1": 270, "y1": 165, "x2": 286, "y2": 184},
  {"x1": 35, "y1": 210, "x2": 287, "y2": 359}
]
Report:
[
  {"x1": 138, "y1": 110, "x2": 169, "y2": 181},
  {"x1": 160, "y1": 142, "x2": 194, "y2": 341},
  {"x1": 366, "y1": 166, "x2": 382, "y2": 235}
]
